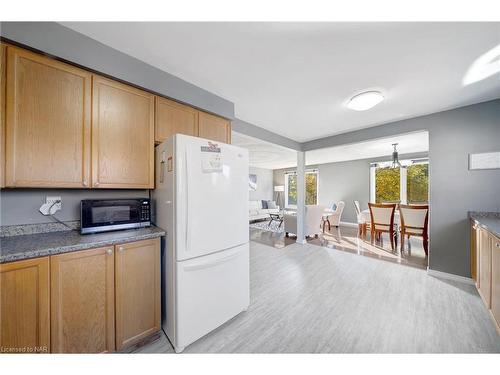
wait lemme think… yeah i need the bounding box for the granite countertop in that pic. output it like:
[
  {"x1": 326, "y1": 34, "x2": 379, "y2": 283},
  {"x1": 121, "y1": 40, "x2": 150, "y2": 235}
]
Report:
[
  {"x1": 0, "y1": 226, "x2": 166, "y2": 264},
  {"x1": 469, "y1": 212, "x2": 500, "y2": 238}
]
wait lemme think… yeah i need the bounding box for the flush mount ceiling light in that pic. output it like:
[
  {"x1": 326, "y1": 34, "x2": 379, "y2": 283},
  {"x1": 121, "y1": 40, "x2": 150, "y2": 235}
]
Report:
[{"x1": 347, "y1": 91, "x2": 384, "y2": 111}]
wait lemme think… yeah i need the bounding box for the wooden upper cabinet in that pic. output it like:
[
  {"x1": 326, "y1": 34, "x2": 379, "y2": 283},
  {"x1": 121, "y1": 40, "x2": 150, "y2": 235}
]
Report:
[
  {"x1": 5, "y1": 46, "x2": 91, "y2": 188},
  {"x1": 115, "y1": 238, "x2": 161, "y2": 350},
  {"x1": 198, "y1": 111, "x2": 231, "y2": 144},
  {"x1": 1, "y1": 43, "x2": 6, "y2": 188},
  {"x1": 155, "y1": 96, "x2": 198, "y2": 143},
  {"x1": 92, "y1": 75, "x2": 154, "y2": 189},
  {"x1": 51, "y1": 247, "x2": 115, "y2": 353},
  {"x1": 0, "y1": 257, "x2": 50, "y2": 353}
]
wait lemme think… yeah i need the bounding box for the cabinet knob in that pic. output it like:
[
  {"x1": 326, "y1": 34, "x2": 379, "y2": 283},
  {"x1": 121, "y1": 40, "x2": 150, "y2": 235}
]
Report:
[
  {"x1": 496, "y1": 242, "x2": 500, "y2": 248},
  {"x1": 118, "y1": 247, "x2": 124, "y2": 252},
  {"x1": 94, "y1": 182, "x2": 99, "y2": 187},
  {"x1": 106, "y1": 249, "x2": 112, "y2": 255},
  {"x1": 83, "y1": 179, "x2": 88, "y2": 187}
]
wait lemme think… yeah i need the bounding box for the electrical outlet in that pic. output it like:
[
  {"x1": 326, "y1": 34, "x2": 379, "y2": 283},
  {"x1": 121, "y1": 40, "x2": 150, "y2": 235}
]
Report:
[
  {"x1": 46, "y1": 196, "x2": 62, "y2": 211},
  {"x1": 39, "y1": 196, "x2": 62, "y2": 215}
]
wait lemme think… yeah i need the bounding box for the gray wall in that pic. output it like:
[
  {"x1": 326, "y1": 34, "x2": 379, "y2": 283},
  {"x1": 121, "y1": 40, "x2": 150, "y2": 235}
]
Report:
[
  {"x1": 303, "y1": 100, "x2": 500, "y2": 277},
  {"x1": 316, "y1": 160, "x2": 370, "y2": 223},
  {"x1": 0, "y1": 189, "x2": 148, "y2": 226},
  {"x1": 274, "y1": 162, "x2": 369, "y2": 223},
  {"x1": 249, "y1": 167, "x2": 274, "y2": 202},
  {"x1": 274, "y1": 152, "x2": 429, "y2": 223}
]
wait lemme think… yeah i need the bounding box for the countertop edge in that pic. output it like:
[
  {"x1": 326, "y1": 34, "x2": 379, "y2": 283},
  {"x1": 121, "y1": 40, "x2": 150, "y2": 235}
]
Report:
[
  {"x1": 0, "y1": 229, "x2": 165, "y2": 264},
  {"x1": 469, "y1": 214, "x2": 500, "y2": 239}
]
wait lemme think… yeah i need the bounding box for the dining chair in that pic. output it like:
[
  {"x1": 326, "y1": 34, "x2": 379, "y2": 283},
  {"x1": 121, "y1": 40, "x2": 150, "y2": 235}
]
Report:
[
  {"x1": 354, "y1": 200, "x2": 370, "y2": 239},
  {"x1": 399, "y1": 204, "x2": 429, "y2": 256},
  {"x1": 368, "y1": 203, "x2": 397, "y2": 250}
]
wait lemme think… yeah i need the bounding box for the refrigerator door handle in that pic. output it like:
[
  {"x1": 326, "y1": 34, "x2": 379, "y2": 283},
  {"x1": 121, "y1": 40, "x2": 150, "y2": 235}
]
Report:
[
  {"x1": 182, "y1": 250, "x2": 243, "y2": 272},
  {"x1": 185, "y1": 147, "x2": 191, "y2": 253}
]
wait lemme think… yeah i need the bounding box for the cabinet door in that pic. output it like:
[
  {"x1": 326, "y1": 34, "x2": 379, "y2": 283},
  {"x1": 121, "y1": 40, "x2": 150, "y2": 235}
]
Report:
[
  {"x1": 92, "y1": 75, "x2": 154, "y2": 188},
  {"x1": 0, "y1": 43, "x2": 6, "y2": 188},
  {"x1": 491, "y1": 234, "x2": 500, "y2": 330},
  {"x1": 155, "y1": 96, "x2": 198, "y2": 143},
  {"x1": 0, "y1": 257, "x2": 50, "y2": 353},
  {"x1": 115, "y1": 238, "x2": 160, "y2": 350},
  {"x1": 51, "y1": 247, "x2": 115, "y2": 353},
  {"x1": 478, "y1": 228, "x2": 492, "y2": 307},
  {"x1": 5, "y1": 46, "x2": 91, "y2": 187},
  {"x1": 471, "y1": 221, "x2": 479, "y2": 281},
  {"x1": 198, "y1": 111, "x2": 231, "y2": 144}
]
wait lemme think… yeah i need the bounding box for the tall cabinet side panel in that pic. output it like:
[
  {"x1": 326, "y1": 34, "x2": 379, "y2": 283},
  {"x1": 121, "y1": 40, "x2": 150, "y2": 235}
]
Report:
[{"x1": 152, "y1": 137, "x2": 177, "y2": 344}]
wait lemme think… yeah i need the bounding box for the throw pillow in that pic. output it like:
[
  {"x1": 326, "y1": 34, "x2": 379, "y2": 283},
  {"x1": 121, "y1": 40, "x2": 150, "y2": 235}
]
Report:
[
  {"x1": 261, "y1": 200, "x2": 268, "y2": 209},
  {"x1": 267, "y1": 201, "x2": 277, "y2": 209},
  {"x1": 330, "y1": 203, "x2": 337, "y2": 211}
]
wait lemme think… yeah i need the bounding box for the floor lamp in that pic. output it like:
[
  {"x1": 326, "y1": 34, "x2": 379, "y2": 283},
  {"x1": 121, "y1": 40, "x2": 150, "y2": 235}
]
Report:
[{"x1": 274, "y1": 185, "x2": 285, "y2": 213}]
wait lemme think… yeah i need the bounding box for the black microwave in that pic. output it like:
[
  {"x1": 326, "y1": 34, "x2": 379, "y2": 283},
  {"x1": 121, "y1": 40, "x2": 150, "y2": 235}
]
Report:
[{"x1": 80, "y1": 198, "x2": 151, "y2": 234}]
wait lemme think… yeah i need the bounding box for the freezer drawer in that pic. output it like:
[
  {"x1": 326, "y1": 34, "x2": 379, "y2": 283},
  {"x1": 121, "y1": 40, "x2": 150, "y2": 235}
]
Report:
[{"x1": 172, "y1": 243, "x2": 249, "y2": 352}]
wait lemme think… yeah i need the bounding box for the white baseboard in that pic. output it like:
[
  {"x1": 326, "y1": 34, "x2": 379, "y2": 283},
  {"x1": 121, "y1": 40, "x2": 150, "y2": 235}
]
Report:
[
  {"x1": 340, "y1": 221, "x2": 358, "y2": 228},
  {"x1": 427, "y1": 268, "x2": 474, "y2": 285}
]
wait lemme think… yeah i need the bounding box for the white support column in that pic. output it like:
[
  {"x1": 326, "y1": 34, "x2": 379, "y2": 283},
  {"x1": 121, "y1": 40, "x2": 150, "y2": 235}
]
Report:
[{"x1": 296, "y1": 151, "x2": 306, "y2": 244}]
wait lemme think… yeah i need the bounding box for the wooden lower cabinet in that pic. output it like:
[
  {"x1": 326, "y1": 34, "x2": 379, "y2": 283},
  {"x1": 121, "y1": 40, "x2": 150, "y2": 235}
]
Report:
[
  {"x1": 491, "y1": 235, "x2": 500, "y2": 330},
  {"x1": 1, "y1": 43, "x2": 6, "y2": 188},
  {"x1": 50, "y1": 247, "x2": 115, "y2": 353},
  {"x1": 0, "y1": 257, "x2": 50, "y2": 353},
  {"x1": 470, "y1": 221, "x2": 479, "y2": 280},
  {"x1": 115, "y1": 238, "x2": 161, "y2": 350},
  {"x1": 478, "y1": 228, "x2": 492, "y2": 307}
]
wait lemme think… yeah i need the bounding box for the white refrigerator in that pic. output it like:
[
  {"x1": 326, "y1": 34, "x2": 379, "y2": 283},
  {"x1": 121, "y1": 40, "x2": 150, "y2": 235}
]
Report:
[{"x1": 152, "y1": 134, "x2": 250, "y2": 353}]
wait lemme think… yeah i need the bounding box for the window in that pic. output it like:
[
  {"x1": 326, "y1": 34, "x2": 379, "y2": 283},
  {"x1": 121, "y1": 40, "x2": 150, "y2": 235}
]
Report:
[
  {"x1": 285, "y1": 170, "x2": 318, "y2": 208},
  {"x1": 370, "y1": 160, "x2": 429, "y2": 204},
  {"x1": 375, "y1": 167, "x2": 401, "y2": 203},
  {"x1": 407, "y1": 163, "x2": 429, "y2": 204}
]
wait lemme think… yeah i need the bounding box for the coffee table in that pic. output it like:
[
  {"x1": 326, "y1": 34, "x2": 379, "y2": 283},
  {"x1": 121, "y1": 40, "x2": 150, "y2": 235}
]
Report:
[{"x1": 268, "y1": 213, "x2": 284, "y2": 228}]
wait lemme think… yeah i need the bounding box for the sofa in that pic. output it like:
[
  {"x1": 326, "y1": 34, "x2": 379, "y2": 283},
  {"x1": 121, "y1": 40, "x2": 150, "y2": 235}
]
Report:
[{"x1": 249, "y1": 200, "x2": 280, "y2": 222}]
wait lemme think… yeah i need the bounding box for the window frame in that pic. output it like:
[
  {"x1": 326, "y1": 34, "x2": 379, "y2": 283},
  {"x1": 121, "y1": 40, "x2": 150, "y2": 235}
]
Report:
[
  {"x1": 284, "y1": 169, "x2": 319, "y2": 209},
  {"x1": 370, "y1": 159, "x2": 428, "y2": 204}
]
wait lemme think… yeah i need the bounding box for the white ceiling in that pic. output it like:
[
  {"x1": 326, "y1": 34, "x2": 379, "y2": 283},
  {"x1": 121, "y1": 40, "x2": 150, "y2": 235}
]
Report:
[
  {"x1": 61, "y1": 22, "x2": 500, "y2": 142},
  {"x1": 232, "y1": 131, "x2": 429, "y2": 170},
  {"x1": 306, "y1": 131, "x2": 429, "y2": 166},
  {"x1": 232, "y1": 132, "x2": 297, "y2": 170}
]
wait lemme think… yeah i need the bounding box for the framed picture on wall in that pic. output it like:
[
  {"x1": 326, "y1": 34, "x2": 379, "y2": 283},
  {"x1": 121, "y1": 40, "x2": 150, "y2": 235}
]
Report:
[{"x1": 249, "y1": 174, "x2": 257, "y2": 191}]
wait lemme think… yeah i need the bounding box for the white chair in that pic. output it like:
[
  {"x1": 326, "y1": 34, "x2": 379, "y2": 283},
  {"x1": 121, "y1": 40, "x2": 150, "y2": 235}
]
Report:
[
  {"x1": 284, "y1": 205, "x2": 326, "y2": 238},
  {"x1": 399, "y1": 204, "x2": 429, "y2": 255},
  {"x1": 354, "y1": 200, "x2": 370, "y2": 238},
  {"x1": 322, "y1": 201, "x2": 345, "y2": 232},
  {"x1": 368, "y1": 203, "x2": 397, "y2": 250}
]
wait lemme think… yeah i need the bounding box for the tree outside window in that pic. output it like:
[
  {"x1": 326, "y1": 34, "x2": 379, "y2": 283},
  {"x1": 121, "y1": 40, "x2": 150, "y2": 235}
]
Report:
[
  {"x1": 286, "y1": 171, "x2": 318, "y2": 207},
  {"x1": 373, "y1": 161, "x2": 429, "y2": 204}
]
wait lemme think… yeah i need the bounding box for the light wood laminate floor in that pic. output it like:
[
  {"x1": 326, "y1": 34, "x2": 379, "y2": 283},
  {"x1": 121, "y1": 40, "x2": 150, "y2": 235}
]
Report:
[
  {"x1": 134, "y1": 240, "x2": 499, "y2": 353},
  {"x1": 251, "y1": 224, "x2": 428, "y2": 269}
]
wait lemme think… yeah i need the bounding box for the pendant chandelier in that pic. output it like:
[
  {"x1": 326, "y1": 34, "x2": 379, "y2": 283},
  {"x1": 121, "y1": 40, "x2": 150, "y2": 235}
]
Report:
[{"x1": 391, "y1": 143, "x2": 402, "y2": 168}]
